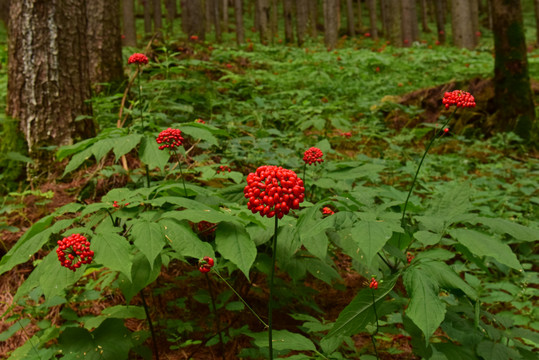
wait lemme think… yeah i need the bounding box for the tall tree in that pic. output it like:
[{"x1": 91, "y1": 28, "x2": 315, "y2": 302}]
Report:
[
  {"x1": 122, "y1": 0, "x2": 137, "y2": 46},
  {"x1": 308, "y1": 0, "x2": 317, "y2": 38},
  {"x1": 283, "y1": 0, "x2": 294, "y2": 44},
  {"x1": 7, "y1": 0, "x2": 95, "y2": 169},
  {"x1": 451, "y1": 0, "x2": 476, "y2": 49},
  {"x1": 323, "y1": 0, "x2": 339, "y2": 49},
  {"x1": 490, "y1": 0, "x2": 535, "y2": 140},
  {"x1": 185, "y1": 0, "x2": 205, "y2": 40},
  {"x1": 356, "y1": 0, "x2": 363, "y2": 32},
  {"x1": 165, "y1": 0, "x2": 177, "y2": 33},
  {"x1": 234, "y1": 0, "x2": 245, "y2": 45},
  {"x1": 153, "y1": 0, "x2": 163, "y2": 37},
  {"x1": 257, "y1": 0, "x2": 270, "y2": 44},
  {"x1": 296, "y1": 0, "x2": 309, "y2": 45},
  {"x1": 367, "y1": 0, "x2": 378, "y2": 39},
  {"x1": 419, "y1": 0, "x2": 430, "y2": 33},
  {"x1": 142, "y1": 0, "x2": 153, "y2": 37},
  {"x1": 270, "y1": 0, "x2": 278, "y2": 41},
  {"x1": 401, "y1": 0, "x2": 418, "y2": 46},
  {"x1": 433, "y1": 0, "x2": 446, "y2": 43},
  {"x1": 381, "y1": 0, "x2": 401, "y2": 45},
  {"x1": 222, "y1": 0, "x2": 229, "y2": 32},
  {"x1": 87, "y1": 0, "x2": 124, "y2": 92},
  {"x1": 346, "y1": 0, "x2": 356, "y2": 36},
  {"x1": 0, "y1": 0, "x2": 9, "y2": 27}
]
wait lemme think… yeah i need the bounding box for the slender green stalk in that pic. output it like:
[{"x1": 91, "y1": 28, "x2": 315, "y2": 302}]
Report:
[
  {"x1": 175, "y1": 151, "x2": 188, "y2": 197},
  {"x1": 205, "y1": 273, "x2": 225, "y2": 360},
  {"x1": 268, "y1": 216, "x2": 279, "y2": 360},
  {"x1": 371, "y1": 289, "x2": 380, "y2": 360},
  {"x1": 213, "y1": 271, "x2": 268, "y2": 328},
  {"x1": 398, "y1": 109, "x2": 456, "y2": 248},
  {"x1": 140, "y1": 290, "x2": 160, "y2": 360},
  {"x1": 137, "y1": 64, "x2": 144, "y2": 131},
  {"x1": 17, "y1": 319, "x2": 41, "y2": 359}
]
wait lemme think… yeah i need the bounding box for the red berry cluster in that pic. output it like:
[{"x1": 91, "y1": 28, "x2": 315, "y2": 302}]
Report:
[
  {"x1": 56, "y1": 234, "x2": 94, "y2": 271},
  {"x1": 369, "y1": 277, "x2": 378, "y2": 290},
  {"x1": 156, "y1": 128, "x2": 184, "y2": 150},
  {"x1": 128, "y1": 53, "x2": 149, "y2": 65},
  {"x1": 113, "y1": 201, "x2": 129, "y2": 208},
  {"x1": 199, "y1": 256, "x2": 214, "y2": 273},
  {"x1": 303, "y1": 147, "x2": 324, "y2": 166},
  {"x1": 244, "y1": 165, "x2": 305, "y2": 219},
  {"x1": 322, "y1": 207, "x2": 335, "y2": 216},
  {"x1": 442, "y1": 90, "x2": 476, "y2": 109},
  {"x1": 190, "y1": 35, "x2": 199, "y2": 41},
  {"x1": 406, "y1": 252, "x2": 415, "y2": 264},
  {"x1": 216, "y1": 165, "x2": 231, "y2": 174},
  {"x1": 195, "y1": 118, "x2": 206, "y2": 124}
]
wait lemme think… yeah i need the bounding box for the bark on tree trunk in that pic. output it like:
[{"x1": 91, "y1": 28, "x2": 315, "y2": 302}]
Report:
[
  {"x1": 367, "y1": 0, "x2": 378, "y2": 39},
  {"x1": 433, "y1": 0, "x2": 446, "y2": 43},
  {"x1": 142, "y1": 0, "x2": 153, "y2": 37},
  {"x1": 324, "y1": 0, "x2": 338, "y2": 50},
  {"x1": 283, "y1": 0, "x2": 294, "y2": 44},
  {"x1": 257, "y1": 0, "x2": 270, "y2": 44},
  {"x1": 270, "y1": 0, "x2": 278, "y2": 42},
  {"x1": 400, "y1": 0, "x2": 418, "y2": 46},
  {"x1": 153, "y1": 0, "x2": 163, "y2": 37},
  {"x1": 7, "y1": 0, "x2": 95, "y2": 169},
  {"x1": 420, "y1": 0, "x2": 430, "y2": 32},
  {"x1": 165, "y1": 0, "x2": 177, "y2": 33},
  {"x1": 346, "y1": 0, "x2": 355, "y2": 36},
  {"x1": 296, "y1": 0, "x2": 308, "y2": 45},
  {"x1": 222, "y1": 0, "x2": 228, "y2": 32},
  {"x1": 0, "y1": 0, "x2": 10, "y2": 27},
  {"x1": 491, "y1": 0, "x2": 536, "y2": 140},
  {"x1": 308, "y1": 0, "x2": 317, "y2": 38},
  {"x1": 234, "y1": 0, "x2": 244, "y2": 45},
  {"x1": 381, "y1": 0, "x2": 401, "y2": 45},
  {"x1": 451, "y1": 0, "x2": 476, "y2": 49},
  {"x1": 87, "y1": 0, "x2": 124, "y2": 92},
  {"x1": 186, "y1": 0, "x2": 205, "y2": 40},
  {"x1": 356, "y1": 0, "x2": 363, "y2": 32},
  {"x1": 180, "y1": 0, "x2": 188, "y2": 33},
  {"x1": 122, "y1": 0, "x2": 137, "y2": 46},
  {"x1": 213, "y1": 0, "x2": 222, "y2": 42}
]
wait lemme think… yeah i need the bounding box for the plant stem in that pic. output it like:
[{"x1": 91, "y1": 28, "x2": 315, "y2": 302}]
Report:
[
  {"x1": 175, "y1": 151, "x2": 188, "y2": 196},
  {"x1": 137, "y1": 64, "x2": 144, "y2": 131},
  {"x1": 371, "y1": 289, "x2": 380, "y2": 360},
  {"x1": 145, "y1": 164, "x2": 151, "y2": 188},
  {"x1": 205, "y1": 273, "x2": 225, "y2": 360},
  {"x1": 398, "y1": 109, "x2": 456, "y2": 248},
  {"x1": 213, "y1": 271, "x2": 268, "y2": 328},
  {"x1": 268, "y1": 216, "x2": 279, "y2": 360},
  {"x1": 140, "y1": 290, "x2": 160, "y2": 360}
]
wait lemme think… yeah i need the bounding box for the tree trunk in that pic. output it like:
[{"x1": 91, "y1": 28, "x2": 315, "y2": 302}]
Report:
[
  {"x1": 270, "y1": 0, "x2": 278, "y2": 42},
  {"x1": 180, "y1": 0, "x2": 188, "y2": 33},
  {"x1": 0, "y1": 0, "x2": 9, "y2": 27},
  {"x1": 165, "y1": 0, "x2": 177, "y2": 33},
  {"x1": 346, "y1": 0, "x2": 355, "y2": 36},
  {"x1": 122, "y1": 0, "x2": 137, "y2": 46},
  {"x1": 153, "y1": 0, "x2": 163, "y2": 37},
  {"x1": 257, "y1": 0, "x2": 270, "y2": 44},
  {"x1": 471, "y1": 0, "x2": 479, "y2": 45},
  {"x1": 296, "y1": 0, "x2": 308, "y2": 45},
  {"x1": 7, "y1": 0, "x2": 95, "y2": 169},
  {"x1": 433, "y1": 0, "x2": 446, "y2": 43},
  {"x1": 213, "y1": 0, "x2": 222, "y2": 42},
  {"x1": 491, "y1": 0, "x2": 535, "y2": 140},
  {"x1": 87, "y1": 0, "x2": 124, "y2": 92},
  {"x1": 222, "y1": 0, "x2": 228, "y2": 32},
  {"x1": 234, "y1": 0, "x2": 244, "y2": 45},
  {"x1": 401, "y1": 0, "x2": 418, "y2": 46},
  {"x1": 324, "y1": 0, "x2": 338, "y2": 50},
  {"x1": 381, "y1": 0, "x2": 401, "y2": 45},
  {"x1": 419, "y1": 0, "x2": 430, "y2": 32},
  {"x1": 283, "y1": 0, "x2": 294, "y2": 43},
  {"x1": 356, "y1": 0, "x2": 363, "y2": 32},
  {"x1": 367, "y1": 0, "x2": 378, "y2": 39},
  {"x1": 451, "y1": 0, "x2": 476, "y2": 49},
  {"x1": 186, "y1": 0, "x2": 205, "y2": 40},
  {"x1": 308, "y1": 0, "x2": 317, "y2": 38},
  {"x1": 142, "y1": 0, "x2": 153, "y2": 37}
]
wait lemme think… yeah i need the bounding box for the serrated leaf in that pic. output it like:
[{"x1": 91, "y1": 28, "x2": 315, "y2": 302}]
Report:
[
  {"x1": 39, "y1": 251, "x2": 86, "y2": 301},
  {"x1": 131, "y1": 221, "x2": 165, "y2": 269},
  {"x1": 216, "y1": 222, "x2": 256, "y2": 279},
  {"x1": 326, "y1": 274, "x2": 398, "y2": 338},
  {"x1": 403, "y1": 267, "x2": 446, "y2": 343},
  {"x1": 250, "y1": 330, "x2": 316, "y2": 351},
  {"x1": 92, "y1": 233, "x2": 133, "y2": 281},
  {"x1": 449, "y1": 229, "x2": 522, "y2": 270},
  {"x1": 160, "y1": 218, "x2": 214, "y2": 259},
  {"x1": 139, "y1": 135, "x2": 170, "y2": 171},
  {"x1": 118, "y1": 253, "x2": 161, "y2": 304},
  {"x1": 113, "y1": 134, "x2": 142, "y2": 160},
  {"x1": 351, "y1": 220, "x2": 393, "y2": 267}
]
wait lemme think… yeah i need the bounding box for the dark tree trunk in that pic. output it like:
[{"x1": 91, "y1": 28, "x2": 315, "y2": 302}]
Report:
[
  {"x1": 122, "y1": 0, "x2": 137, "y2": 46},
  {"x1": 401, "y1": 0, "x2": 418, "y2": 46},
  {"x1": 87, "y1": 0, "x2": 124, "y2": 92},
  {"x1": 180, "y1": 0, "x2": 188, "y2": 33},
  {"x1": 367, "y1": 0, "x2": 378, "y2": 39},
  {"x1": 308, "y1": 0, "x2": 317, "y2": 38},
  {"x1": 142, "y1": 0, "x2": 153, "y2": 37},
  {"x1": 212, "y1": 0, "x2": 222, "y2": 42},
  {"x1": 296, "y1": 0, "x2": 308, "y2": 45},
  {"x1": 324, "y1": 0, "x2": 338, "y2": 49},
  {"x1": 491, "y1": 0, "x2": 535, "y2": 141},
  {"x1": 222, "y1": 0, "x2": 229, "y2": 32},
  {"x1": 451, "y1": 0, "x2": 476, "y2": 49},
  {"x1": 419, "y1": 0, "x2": 430, "y2": 32},
  {"x1": 186, "y1": 0, "x2": 205, "y2": 40},
  {"x1": 165, "y1": 0, "x2": 177, "y2": 33},
  {"x1": 283, "y1": 0, "x2": 294, "y2": 44},
  {"x1": 434, "y1": 0, "x2": 446, "y2": 43},
  {"x1": 381, "y1": 0, "x2": 401, "y2": 45},
  {"x1": 234, "y1": 0, "x2": 244, "y2": 45},
  {"x1": 0, "y1": 0, "x2": 9, "y2": 27},
  {"x1": 270, "y1": 0, "x2": 278, "y2": 42},
  {"x1": 356, "y1": 0, "x2": 363, "y2": 32},
  {"x1": 153, "y1": 0, "x2": 163, "y2": 37},
  {"x1": 7, "y1": 0, "x2": 95, "y2": 169},
  {"x1": 257, "y1": 0, "x2": 270, "y2": 44},
  {"x1": 346, "y1": 0, "x2": 355, "y2": 36}
]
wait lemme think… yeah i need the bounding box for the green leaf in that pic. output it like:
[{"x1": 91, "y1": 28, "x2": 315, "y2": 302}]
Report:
[
  {"x1": 139, "y1": 135, "x2": 170, "y2": 171},
  {"x1": 160, "y1": 218, "x2": 214, "y2": 259},
  {"x1": 92, "y1": 233, "x2": 133, "y2": 281},
  {"x1": 0, "y1": 319, "x2": 31, "y2": 342},
  {"x1": 131, "y1": 221, "x2": 165, "y2": 269},
  {"x1": 326, "y1": 274, "x2": 398, "y2": 338},
  {"x1": 300, "y1": 215, "x2": 333, "y2": 260},
  {"x1": 418, "y1": 261, "x2": 478, "y2": 300},
  {"x1": 403, "y1": 267, "x2": 446, "y2": 343},
  {"x1": 91, "y1": 138, "x2": 115, "y2": 162},
  {"x1": 84, "y1": 305, "x2": 146, "y2": 330},
  {"x1": 350, "y1": 220, "x2": 393, "y2": 267},
  {"x1": 181, "y1": 124, "x2": 218, "y2": 146},
  {"x1": 250, "y1": 329, "x2": 316, "y2": 351},
  {"x1": 476, "y1": 340, "x2": 521, "y2": 360},
  {"x1": 63, "y1": 147, "x2": 94, "y2": 176},
  {"x1": 475, "y1": 217, "x2": 539, "y2": 242},
  {"x1": 39, "y1": 251, "x2": 86, "y2": 300},
  {"x1": 449, "y1": 229, "x2": 522, "y2": 271},
  {"x1": 160, "y1": 209, "x2": 239, "y2": 224},
  {"x1": 6, "y1": 152, "x2": 34, "y2": 164},
  {"x1": 303, "y1": 257, "x2": 341, "y2": 284},
  {"x1": 113, "y1": 134, "x2": 142, "y2": 160},
  {"x1": 118, "y1": 253, "x2": 161, "y2": 304},
  {"x1": 216, "y1": 222, "x2": 256, "y2": 279},
  {"x1": 414, "y1": 230, "x2": 441, "y2": 246}
]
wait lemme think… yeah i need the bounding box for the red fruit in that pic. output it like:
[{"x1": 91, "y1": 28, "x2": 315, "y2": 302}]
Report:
[
  {"x1": 303, "y1": 147, "x2": 324, "y2": 166},
  {"x1": 128, "y1": 53, "x2": 148, "y2": 65},
  {"x1": 156, "y1": 128, "x2": 184, "y2": 150},
  {"x1": 442, "y1": 90, "x2": 476, "y2": 109}
]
